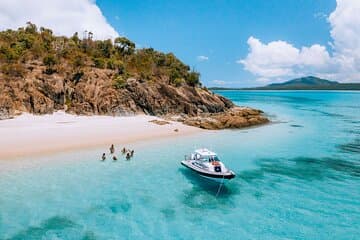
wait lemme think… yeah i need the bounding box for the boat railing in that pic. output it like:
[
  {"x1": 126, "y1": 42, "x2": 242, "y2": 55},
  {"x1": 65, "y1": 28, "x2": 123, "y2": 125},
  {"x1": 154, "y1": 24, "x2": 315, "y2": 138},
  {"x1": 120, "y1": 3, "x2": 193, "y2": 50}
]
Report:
[{"x1": 184, "y1": 155, "x2": 214, "y2": 161}]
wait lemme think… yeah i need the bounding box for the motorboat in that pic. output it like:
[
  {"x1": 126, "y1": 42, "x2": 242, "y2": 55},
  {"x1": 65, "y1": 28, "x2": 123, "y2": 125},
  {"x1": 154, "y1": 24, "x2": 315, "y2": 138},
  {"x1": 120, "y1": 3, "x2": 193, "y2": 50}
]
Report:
[{"x1": 181, "y1": 148, "x2": 235, "y2": 181}]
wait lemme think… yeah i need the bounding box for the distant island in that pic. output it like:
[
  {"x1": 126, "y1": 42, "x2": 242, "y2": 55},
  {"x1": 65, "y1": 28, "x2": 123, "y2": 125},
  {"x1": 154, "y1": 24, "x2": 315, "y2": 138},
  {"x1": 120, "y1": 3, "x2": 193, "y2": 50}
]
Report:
[
  {"x1": 0, "y1": 23, "x2": 268, "y2": 129},
  {"x1": 210, "y1": 76, "x2": 360, "y2": 90}
]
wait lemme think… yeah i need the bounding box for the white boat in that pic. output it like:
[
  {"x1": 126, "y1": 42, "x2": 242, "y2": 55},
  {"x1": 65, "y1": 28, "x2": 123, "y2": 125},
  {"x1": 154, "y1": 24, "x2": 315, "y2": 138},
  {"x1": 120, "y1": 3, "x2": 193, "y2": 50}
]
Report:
[{"x1": 181, "y1": 148, "x2": 235, "y2": 181}]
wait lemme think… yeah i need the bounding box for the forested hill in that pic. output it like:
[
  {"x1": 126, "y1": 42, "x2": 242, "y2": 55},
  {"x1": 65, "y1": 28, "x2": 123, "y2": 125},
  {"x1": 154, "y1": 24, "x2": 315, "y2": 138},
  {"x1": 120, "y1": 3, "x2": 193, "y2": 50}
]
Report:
[
  {"x1": 0, "y1": 23, "x2": 269, "y2": 129},
  {"x1": 0, "y1": 23, "x2": 229, "y2": 117},
  {"x1": 210, "y1": 76, "x2": 360, "y2": 90}
]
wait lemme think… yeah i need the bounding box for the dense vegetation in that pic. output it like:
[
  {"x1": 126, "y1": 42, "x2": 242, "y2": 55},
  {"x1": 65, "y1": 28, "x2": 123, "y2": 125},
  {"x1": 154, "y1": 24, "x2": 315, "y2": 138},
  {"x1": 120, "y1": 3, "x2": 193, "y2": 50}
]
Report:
[{"x1": 0, "y1": 22, "x2": 200, "y2": 87}]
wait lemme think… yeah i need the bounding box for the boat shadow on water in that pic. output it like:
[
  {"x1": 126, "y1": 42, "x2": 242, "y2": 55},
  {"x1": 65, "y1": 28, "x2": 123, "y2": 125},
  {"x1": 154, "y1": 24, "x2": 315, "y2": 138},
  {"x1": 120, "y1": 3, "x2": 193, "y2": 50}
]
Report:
[{"x1": 178, "y1": 168, "x2": 240, "y2": 201}]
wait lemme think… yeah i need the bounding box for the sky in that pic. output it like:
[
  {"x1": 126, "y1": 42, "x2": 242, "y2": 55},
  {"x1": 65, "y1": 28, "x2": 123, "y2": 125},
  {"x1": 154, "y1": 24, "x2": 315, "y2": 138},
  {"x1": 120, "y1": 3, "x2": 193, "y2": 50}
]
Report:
[{"x1": 0, "y1": 0, "x2": 359, "y2": 87}]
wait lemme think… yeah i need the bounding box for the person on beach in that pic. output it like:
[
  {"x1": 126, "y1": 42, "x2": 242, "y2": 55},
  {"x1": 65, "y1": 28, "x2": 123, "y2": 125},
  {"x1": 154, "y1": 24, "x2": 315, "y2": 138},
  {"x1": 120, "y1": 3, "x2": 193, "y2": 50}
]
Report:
[
  {"x1": 110, "y1": 144, "x2": 115, "y2": 154},
  {"x1": 101, "y1": 153, "x2": 106, "y2": 161},
  {"x1": 121, "y1": 147, "x2": 126, "y2": 155},
  {"x1": 113, "y1": 155, "x2": 118, "y2": 161}
]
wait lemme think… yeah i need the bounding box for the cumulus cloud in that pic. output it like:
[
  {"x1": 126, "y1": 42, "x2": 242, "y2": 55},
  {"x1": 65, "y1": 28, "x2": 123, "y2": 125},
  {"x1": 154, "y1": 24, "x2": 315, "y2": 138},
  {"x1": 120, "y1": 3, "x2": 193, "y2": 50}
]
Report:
[
  {"x1": 328, "y1": 0, "x2": 360, "y2": 81},
  {"x1": 239, "y1": 0, "x2": 360, "y2": 82},
  {"x1": 197, "y1": 55, "x2": 209, "y2": 61},
  {"x1": 0, "y1": 0, "x2": 119, "y2": 39},
  {"x1": 238, "y1": 37, "x2": 331, "y2": 80}
]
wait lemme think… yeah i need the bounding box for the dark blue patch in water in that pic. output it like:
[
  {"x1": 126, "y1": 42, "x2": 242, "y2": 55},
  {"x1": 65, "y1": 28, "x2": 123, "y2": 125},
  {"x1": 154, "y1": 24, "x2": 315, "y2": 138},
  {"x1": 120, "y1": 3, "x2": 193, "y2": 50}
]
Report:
[
  {"x1": 179, "y1": 168, "x2": 239, "y2": 210},
  {"x1": 160, "y1": 207, "x2": 176, "y2": 220},
  {"x1": 290, "y1": 124, "x2": 304, "y2": 128},
  {"x1": 82, "y1": 231, "x2": 97, "y2": 240},
  {"x1": 338, "y1": 139, "x2": 360, "y2": 154},
  {"x1": 108, "y1": 198, "x2": 132, "y2": 214},
  {"x1": 8, "y1": 216, "x2": 78, "y2": 240},
  {"x1": 238, "y1": 157, "x2": 360, "y2": 184}
]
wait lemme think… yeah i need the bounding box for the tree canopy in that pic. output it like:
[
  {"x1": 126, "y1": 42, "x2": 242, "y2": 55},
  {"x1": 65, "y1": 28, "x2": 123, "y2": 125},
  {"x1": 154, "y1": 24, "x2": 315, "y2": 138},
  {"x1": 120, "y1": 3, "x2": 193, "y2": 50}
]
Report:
[{"x1": 0, "y1": 23, "x2": 201, "y2": 87}]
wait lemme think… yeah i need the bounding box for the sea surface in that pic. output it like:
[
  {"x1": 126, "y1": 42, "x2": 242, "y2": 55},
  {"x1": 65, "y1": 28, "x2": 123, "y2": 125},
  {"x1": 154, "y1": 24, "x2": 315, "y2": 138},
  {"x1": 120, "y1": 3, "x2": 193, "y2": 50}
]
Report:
[{"x1": 0, "y1": 91, "x2": 359, "y2": 240}]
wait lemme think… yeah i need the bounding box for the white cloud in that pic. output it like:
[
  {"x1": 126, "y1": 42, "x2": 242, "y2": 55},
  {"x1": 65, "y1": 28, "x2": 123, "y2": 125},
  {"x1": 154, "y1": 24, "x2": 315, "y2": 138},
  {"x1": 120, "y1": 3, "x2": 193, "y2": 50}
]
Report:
[
  {"x1": 238, "y1": 37, "x2": 331, "y2": 80},
  {"x1": 0, "y1": 0, "x2": 119, "y2": 39},
  {"x1": 328, "y1": 0, "x2": 360, "y2": 82},
  {"x1": 314, "y1": 12, "x2": 327, "y2": 20},
  {"x1": 197, "y1": 55, "x2": 209, "y2": 61},
  {"x1": 239, "y1": 0, "x2": 360, "y2": 82},
  {"x1": 211, "y1": 80, "x2": 226, "y2": 85}
]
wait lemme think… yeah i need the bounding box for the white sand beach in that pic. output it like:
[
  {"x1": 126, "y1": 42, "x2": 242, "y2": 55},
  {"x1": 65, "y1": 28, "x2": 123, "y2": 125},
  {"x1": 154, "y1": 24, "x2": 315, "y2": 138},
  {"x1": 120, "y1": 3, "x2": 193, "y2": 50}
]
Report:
[{"x1": 0, "y1": 112, "x2": 203, "y2": 160}]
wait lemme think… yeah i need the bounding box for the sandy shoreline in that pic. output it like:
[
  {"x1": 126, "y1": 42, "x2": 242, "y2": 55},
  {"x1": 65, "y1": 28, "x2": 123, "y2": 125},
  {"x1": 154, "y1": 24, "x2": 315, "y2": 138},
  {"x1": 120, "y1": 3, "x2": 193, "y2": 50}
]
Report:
[{"x1": 0, "y1": 112, "x2": 203, "y2": 160}]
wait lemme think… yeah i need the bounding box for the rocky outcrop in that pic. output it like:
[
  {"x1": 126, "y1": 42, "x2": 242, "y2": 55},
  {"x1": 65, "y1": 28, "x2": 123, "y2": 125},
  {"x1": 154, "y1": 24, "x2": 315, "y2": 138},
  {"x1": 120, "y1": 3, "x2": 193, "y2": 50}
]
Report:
[
  {"x1": 168, "y1": 107, "x2": 269, "y2": 130},
  {"x1": 0, "y1": 64, "x2": 268, "y2": 129}
]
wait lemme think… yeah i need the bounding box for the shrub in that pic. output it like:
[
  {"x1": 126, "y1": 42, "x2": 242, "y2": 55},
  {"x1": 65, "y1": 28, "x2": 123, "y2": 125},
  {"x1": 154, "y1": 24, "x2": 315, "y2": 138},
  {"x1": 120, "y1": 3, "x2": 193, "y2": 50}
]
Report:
[
  {"x1": 43, "y1": 54, "x2": 57, "y2": 67},
  {"x1": 107, "y1": 59, "x2": 124, "y2": 74},
  {"x1": 43, "y1": 54, "x2": 57, "y2": 74},
  {"x1": 172, "y1": 78, "x2": 184, "y2": 87},
  {"x1": 0, "y1": 46, "x2": 19, "y2": 62},
  {"x1": 1, "y1": 63, "x2": 26, "y2": 77},
  {"x1": 186, "y1": 71, "x2": 200, "y2": 87},
  {"x1": 93, "y1": 57, "x2": 105, "y2": 69},
  {"x1": 72, "y1": 54, "x2": 85, "y2": 68},
  {"x1": 113, "y1": 75, "x2": 127, "y2": 89}
]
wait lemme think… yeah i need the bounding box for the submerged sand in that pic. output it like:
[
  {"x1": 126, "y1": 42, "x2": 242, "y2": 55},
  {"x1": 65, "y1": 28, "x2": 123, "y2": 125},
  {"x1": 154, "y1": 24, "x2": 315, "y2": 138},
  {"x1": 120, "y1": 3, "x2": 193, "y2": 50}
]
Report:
[{"x1": 0, "y1": 112, "x2": 203, "y2": 160}]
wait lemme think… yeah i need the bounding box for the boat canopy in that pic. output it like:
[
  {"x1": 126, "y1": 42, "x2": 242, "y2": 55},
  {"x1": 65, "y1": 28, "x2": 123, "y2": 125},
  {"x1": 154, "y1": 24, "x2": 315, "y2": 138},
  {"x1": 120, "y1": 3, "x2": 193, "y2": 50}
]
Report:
[{"x1": 194, "y1": 148, "x2": 216, "y2": 157}]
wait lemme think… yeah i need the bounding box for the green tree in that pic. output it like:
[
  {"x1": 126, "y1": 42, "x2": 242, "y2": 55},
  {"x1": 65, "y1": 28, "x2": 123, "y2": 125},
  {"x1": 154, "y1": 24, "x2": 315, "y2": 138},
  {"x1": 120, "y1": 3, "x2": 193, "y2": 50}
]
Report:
[
  {"x1": 186, "y1": 71, "x2": 200, "y2": 87},
  {"x1": 25, "y1": 22, "x2": 37, "y2": 34},
  {"x1": 43, "y1": 54, "x2": 57, "y2": 74},
  {"x1": 114, "y1": 37, "x2": 135, "y2": 55}
]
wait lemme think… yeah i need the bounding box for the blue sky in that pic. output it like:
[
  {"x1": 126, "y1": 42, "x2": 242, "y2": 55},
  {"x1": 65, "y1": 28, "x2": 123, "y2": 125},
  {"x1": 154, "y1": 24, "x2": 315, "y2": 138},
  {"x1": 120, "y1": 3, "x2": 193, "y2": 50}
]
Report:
[
  {"x1": 97, "y1": 0, "x2": 336, "y2": 87},
  {"x1": 3, "y1": 0, "x2": 358, "y2": 86}
]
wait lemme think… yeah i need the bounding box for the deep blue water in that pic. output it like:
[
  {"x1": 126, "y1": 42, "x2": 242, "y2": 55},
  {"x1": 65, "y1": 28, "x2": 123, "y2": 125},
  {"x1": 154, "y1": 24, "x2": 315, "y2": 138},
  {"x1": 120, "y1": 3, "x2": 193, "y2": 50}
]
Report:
[{"x1": 0, "y1": 91, "x2": 359, "y2": 239}]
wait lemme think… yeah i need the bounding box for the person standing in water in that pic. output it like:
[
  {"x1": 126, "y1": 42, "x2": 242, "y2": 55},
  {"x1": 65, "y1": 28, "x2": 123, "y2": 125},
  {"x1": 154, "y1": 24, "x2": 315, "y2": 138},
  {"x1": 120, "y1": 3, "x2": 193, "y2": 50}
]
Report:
[
  {"x1": 113, "y1": 155, "x2": 118, "y2": 161},
  {"x1": 110, "y1": 144, "x2": 115, "y2": 154},
  {"x1": 121, "y1": 147, "x2": 126, "y2": 155},
  {"x1": 101, "y1": 153, "x2": 106, "y2": 161},
  {"x1": 126, "y1": 152, "x2": 131, "y2": 160}
]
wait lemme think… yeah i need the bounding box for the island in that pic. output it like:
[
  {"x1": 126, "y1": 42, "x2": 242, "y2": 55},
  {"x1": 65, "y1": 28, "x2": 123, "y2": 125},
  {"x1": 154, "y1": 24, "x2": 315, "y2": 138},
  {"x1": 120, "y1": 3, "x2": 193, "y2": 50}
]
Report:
[
  {"x1": 210, "y1": 76, "x2": 360, "y2": 90},
  {"x1": 0, "y1": 23, "x2": 269, "y2": 130}
]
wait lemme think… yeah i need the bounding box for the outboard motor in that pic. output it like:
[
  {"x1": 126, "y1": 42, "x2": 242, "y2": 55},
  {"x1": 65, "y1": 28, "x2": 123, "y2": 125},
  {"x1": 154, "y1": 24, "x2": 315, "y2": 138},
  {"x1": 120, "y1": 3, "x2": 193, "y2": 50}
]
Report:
[{"x1": 214, "y1": 166, "x2": 222, "y2": 172}]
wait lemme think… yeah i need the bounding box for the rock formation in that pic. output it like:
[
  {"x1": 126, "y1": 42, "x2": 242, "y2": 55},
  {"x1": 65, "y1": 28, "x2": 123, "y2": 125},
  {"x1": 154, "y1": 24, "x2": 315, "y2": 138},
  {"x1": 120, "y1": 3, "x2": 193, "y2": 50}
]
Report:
[
  {"x1": 0, "y1": 63, "x2": 268, "y2": 128},
  {"x1": 0, "y1": 24, "x2": 269, "y2": 128}
]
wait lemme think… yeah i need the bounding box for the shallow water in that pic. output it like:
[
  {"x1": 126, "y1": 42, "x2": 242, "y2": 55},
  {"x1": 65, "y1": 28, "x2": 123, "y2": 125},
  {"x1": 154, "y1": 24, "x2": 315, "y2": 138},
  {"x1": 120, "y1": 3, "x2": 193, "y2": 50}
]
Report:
[{"x1": 0, "y1": 91, "x2": 359, "y2": 239}]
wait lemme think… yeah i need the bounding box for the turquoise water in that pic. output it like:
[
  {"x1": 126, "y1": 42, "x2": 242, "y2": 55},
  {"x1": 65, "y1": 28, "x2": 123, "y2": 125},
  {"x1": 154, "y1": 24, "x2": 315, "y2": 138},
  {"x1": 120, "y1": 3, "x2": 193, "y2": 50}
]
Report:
[{"x1": 0, "y1": 91, "x2": 359, "y2": 239}]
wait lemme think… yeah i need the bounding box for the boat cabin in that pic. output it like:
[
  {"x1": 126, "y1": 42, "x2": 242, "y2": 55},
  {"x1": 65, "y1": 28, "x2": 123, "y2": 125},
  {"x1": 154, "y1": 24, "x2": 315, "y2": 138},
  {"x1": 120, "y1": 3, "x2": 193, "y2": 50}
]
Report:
[{"x1": 189, "y1": 148, "x2": 220, "y2": 162}]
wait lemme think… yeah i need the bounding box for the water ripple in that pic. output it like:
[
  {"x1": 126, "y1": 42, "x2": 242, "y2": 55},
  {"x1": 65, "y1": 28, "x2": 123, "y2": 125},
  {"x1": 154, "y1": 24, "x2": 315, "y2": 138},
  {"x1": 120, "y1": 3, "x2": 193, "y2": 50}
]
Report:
[{"x1": 239, "y1": 156, "x2": 360, "y2": 183}]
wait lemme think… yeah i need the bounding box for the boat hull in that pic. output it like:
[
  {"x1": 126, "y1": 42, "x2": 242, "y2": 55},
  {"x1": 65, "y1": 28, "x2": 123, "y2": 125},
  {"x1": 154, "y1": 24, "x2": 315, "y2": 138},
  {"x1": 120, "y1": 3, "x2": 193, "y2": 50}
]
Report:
[{"x1": 181, "y1": 161, "x2": 235, "y2": 180}]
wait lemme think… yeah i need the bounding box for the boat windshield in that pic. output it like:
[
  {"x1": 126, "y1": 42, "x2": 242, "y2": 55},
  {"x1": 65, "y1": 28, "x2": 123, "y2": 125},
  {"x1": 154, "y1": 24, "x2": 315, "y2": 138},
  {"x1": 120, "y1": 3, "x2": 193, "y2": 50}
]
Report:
[
  {"x1": 187, "y1": 152, "x2": 220, "y2": 161},
  {"x1": 195, "y1": 155, "x2": 219, "y2": 162}
]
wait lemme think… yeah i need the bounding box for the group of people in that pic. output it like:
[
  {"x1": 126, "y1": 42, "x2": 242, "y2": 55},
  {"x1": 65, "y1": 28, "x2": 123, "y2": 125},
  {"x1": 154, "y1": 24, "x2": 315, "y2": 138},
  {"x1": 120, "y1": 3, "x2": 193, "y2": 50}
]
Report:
[{"x1": 101, "y1": 144, "x2": 135, "y2": 161}]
